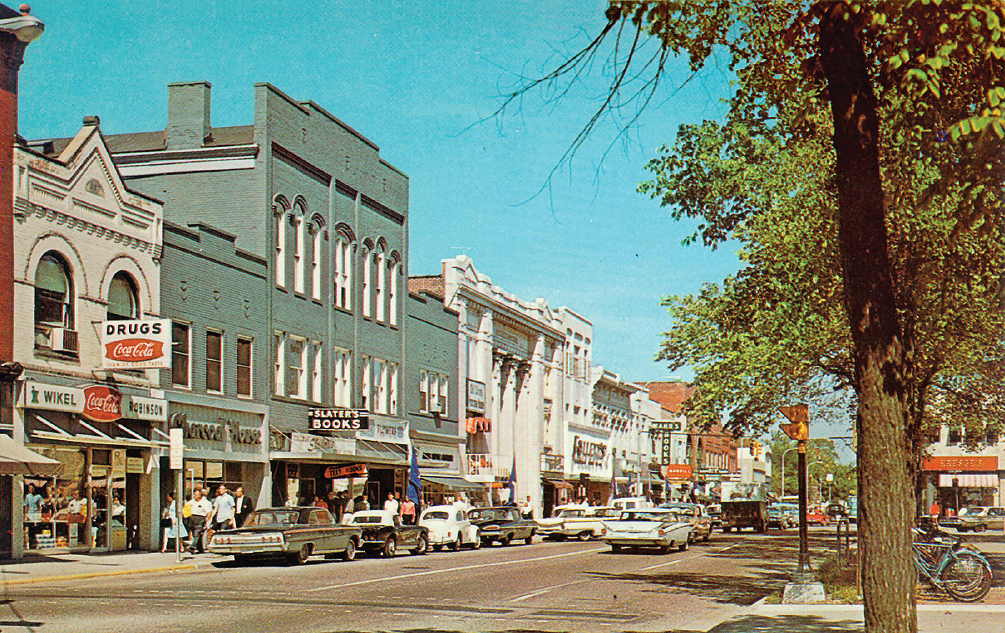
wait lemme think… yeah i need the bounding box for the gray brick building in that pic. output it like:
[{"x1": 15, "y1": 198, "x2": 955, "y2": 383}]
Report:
[{"x1": 102, "y1": 82, "x2": 411, "y2": 508}]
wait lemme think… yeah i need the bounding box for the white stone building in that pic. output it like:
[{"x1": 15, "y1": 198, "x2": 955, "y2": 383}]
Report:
[{"x1": 10, "y1": 119, "x2": 166, "y2": 557}]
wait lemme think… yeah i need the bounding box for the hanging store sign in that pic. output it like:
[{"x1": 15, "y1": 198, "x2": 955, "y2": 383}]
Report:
[
  {"x1": 308, "y1": 408, "x2": 369, "y2": 431},
  {"x1": 81, "y1": 385, "x2": 123, "y2": 422},
  {"x1": 572, "y1": 435, "x2": 607, "y2": 467},
  {"x1": 325, "y1": 463, "x2": 368, "y2": 479},
  {"x1": 665, "y1": 464, "x2": 693, "y2": 480},
  {"x1": 467, "y1": 380, "x2": 486, "y2": 415},
  {"x1": 290, "y1": 431, "x2": 356, "y2": 456},
  {"x1": 100, "y1": 319, "x2": 171, "y2": 370},
  {"x1": 18, "y1": 381, "x2": 84, "y2": 413}
]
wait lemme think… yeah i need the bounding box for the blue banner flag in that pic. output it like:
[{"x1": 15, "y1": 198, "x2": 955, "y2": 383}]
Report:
[
  {"x1": 506, "y1": 455, "x2": 517, "y2": 505},
  {"x1": 407, "y1": 445, "x2": 422, "y2": 511}
]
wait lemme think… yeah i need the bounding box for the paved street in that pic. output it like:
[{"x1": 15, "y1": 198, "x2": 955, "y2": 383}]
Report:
[{"x1": 0, "y1": 531, "x2": 795, "y2": 633}]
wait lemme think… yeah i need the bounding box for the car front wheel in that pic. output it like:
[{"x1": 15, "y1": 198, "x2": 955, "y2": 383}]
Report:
[
  {"x1": 411, "y1": 534, "x2": 428, "y2": 555},
  {"x1": 342, "y1": 539, "x2": 357, "y2": 561},
  {"x1": 382, "y1": 537, "x2": 397, "y2": 557}
]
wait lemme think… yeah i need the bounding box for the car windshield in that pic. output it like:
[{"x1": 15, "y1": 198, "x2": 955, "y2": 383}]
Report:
[
  {"x1": 352, "y1": 514, "x2": 385, "y2": 524},
  {"x1": 556, "y1": 509, "x2": 584, "y2": 518},
  {"x1": 470, "y1": 509, "x2": 509, "y2": 521},
  {"x1": 423, "y1": 511, "x2": 450, "y2": 520},
  {"x1": 621, "y1": 510, "x2": 673, "y2": 522},
  {"x1": 244, "y1": 510, "x2": 300, "y2": 526}
]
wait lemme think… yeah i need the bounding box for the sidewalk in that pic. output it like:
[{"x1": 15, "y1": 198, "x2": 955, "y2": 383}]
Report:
[
  {"x1": 0, "y1": 549, "x2": 228, "y2": 586},
  {"x1": 706, "y1": 603, "x2": 1005, "y2": 633}
]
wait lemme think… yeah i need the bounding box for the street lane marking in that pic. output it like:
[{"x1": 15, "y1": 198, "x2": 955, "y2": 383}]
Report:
[
  {"x1": 509, "y1": 579, "x2": 591, "y2": 602},
  {"x1": 641, "y1": 559, "x2": 682, "y2": 571},
  {"x1": 306, "y1": 547, "x2": 606, "y2": 592}
]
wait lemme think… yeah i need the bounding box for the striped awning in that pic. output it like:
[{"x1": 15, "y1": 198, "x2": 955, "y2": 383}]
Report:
[{"x1": 939, "y1": 473, "x2": 1000, "y2": 488}]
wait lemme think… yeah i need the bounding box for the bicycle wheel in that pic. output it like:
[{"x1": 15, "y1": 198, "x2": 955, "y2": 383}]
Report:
[{"x1": 940, "y1": 552, "x2": 992, "y2": 602}]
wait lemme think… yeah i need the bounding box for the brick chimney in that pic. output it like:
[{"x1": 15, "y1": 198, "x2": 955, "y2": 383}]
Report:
[{"x1": 166, "y1": 81, "x2": 211, "y2": 150}]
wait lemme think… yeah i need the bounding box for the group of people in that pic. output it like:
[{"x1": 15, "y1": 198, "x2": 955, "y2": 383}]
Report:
[
  {"x1": 23, "y1": 483, "x2": 126, "y2": 549},
  {"x1": 161, "y1": 484, "x2": 255, "y2": 553}
]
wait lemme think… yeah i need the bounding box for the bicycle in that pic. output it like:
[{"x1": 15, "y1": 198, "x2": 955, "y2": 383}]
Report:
[{"x1": 912, "y1": 525, "x2": 993, "y2": 602}]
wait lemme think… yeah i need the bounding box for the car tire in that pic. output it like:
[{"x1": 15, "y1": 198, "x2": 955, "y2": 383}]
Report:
[
  {"x1": 577, "y1": 531, "x2": 591, "y2": 542},
  {"x1": 658, "y1": 544, "x2": 671, "y2": 554},
  {"x1": 432, "y1": 544, "x2": 442, "y2": 552},
  {"x1": 471, "y1": 531, "x2": 482, "y2": 549},
  {"x1": 526, "y1": 533, "x2": 535, "y2": 545},
  {"x1": 500, "y1": 534, "x2": 512, "y2": 546},
  {"x1": 342, "y1": 539, "x2": 357, "y2": 562},
  {"x1": 291, "y1": 544, "x2": 310, "y2": 565},
  {"x1": 611, "y1": 544, "x2": 622, "y2": 553},
  {"x1": 450, "y1": 536, "x2": 461, "y2": 552},
  {"x1": 411, "y1": 534, "x2": 428, "y2": 555},
  {"x1": 382, "y1": 537, "x2": 396, "y2": 558},
  {"x1": 703, "y1": 531, "x2": 710, "y2": 543},
  {"x1": 974, "y1": 524, "x2": 987, "y2": 533},
  {"x1": 678, "y1": 539, "x2": 688, "y2": 552},
  {"x1": 233, "y1": 554, "x2": 250, "y2": 566}
]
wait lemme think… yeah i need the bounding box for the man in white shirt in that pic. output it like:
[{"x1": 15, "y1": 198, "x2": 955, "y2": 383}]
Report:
[
  {"x1": 383, "y1": 491, "x2": 399, "y2": 514},
  {"x1": 187, "y1": 488, "x2": 213, "y2": 553},
  {"x1": 210, "y1": 485, "x2": 236, "y2": 532}
]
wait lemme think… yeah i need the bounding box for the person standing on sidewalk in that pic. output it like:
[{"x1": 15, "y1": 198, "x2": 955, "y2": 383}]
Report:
[
  {"x1": 210, "y1": 485, "x2": 236, "y2": 533},
  {"x1": 187, "y1": 488, "x2": 212, "y2": 553},
  {"x1": 234, "y1": 486, "x2": 254, "y2": 528}
]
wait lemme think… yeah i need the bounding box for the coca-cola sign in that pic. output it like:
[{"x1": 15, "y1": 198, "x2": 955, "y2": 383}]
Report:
[
  {"x1": 82, "y1": 385, "x2": 122, "y2": 422},
  {"x1": 100, "y1": 318, "x2": 171, "y2": 370},
  {"x1": 105, "y1": 339, "x2": 165, "y2": 363}
]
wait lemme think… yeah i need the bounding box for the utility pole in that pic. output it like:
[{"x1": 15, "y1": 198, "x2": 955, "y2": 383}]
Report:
[{"x1": 779, "y1": 404, "x2": 824, "y2": 603}]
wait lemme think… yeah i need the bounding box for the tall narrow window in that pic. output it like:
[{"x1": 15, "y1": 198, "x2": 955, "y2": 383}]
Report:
[
  {"x1": 362, "y1": 249, "x2": 371, "y2": 318},
  {"x1": 311, "y1": 227, "x2": 322, "y2": 301},
  {"x1": 206, "y1": 330, "x2": 223, "y2": 393},
  {"x1": 274, "y1": 333, "x2": 284, "y2": 396},
  {"x1": 334, "y1": 238, "x2": 353, "y2": 311},
  {"x1": 389, "y1": 261, "x2": 399, "y2": 327},
  {"x1": 107, "y1": 272, "x2": 138, "y2": 321},
  {"x1": 293, "y1": 216, "x2": 305, "y2": 294},
  {"x1": 237, "y1": 338, "x2": 252, "y2": 398},
  {"x1": 376, "y1": 250, "x2": 386, "y2": 322},
  {"x1": 287, "y1": 337, "x2": 306, "y2": 399},
  {"x1": 419, "y1": 370, "x2": 429, "y2": 413},
  {"x1": 375, "y1": 359, "x2": 388, "y2": 414},
  {"x1": 35, "y1": 252, "x2": 74, "y2": 329},
  {"x1": 361, "y1": 356, "x2": 371, "y2": 410},
  {"x1": 172, "y1": 322, "x2": 191, "y2": 388},
  {"x1": 438, "y1": 375, "x2": 448, "y2": 414},
  {"x1": 389, "y1": 363, "x2": 399, "y2": 416},
  {"x1": 275, "y1": 214, "x2": 286, "y2": 287},
  {"x1": 333, "y1": 348, "x2": 351, "y2": 407},
  {"x1": 311, "y1": 342, "x2": 322, "y2": 403}
]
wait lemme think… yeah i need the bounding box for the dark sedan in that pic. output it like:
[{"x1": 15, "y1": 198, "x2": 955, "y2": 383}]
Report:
[
  {"x1": 207, "y1": 507, "x2": 361, "y2": 565},
  {"x1": 468, "y1": 506, "x2": 537, "y2": 546},
  {"x1": 349, "y1": 510, "x2": 429, "y2": 556}
]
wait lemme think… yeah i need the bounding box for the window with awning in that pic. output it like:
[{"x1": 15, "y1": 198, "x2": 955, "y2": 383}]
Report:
[{"x1": 939, "y1": 473, "x2": 1000, "y2": 487}]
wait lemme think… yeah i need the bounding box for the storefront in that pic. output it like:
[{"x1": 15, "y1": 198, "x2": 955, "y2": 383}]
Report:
[
  {"x1": 567, "y1": 433, "x2": 611, "y2": 505},
  {"x1": 16, "y1": 378, "x2": 166, "y2": 553},
  {"x1": 922, "y1": 455, "x2": 1001, "y2": 513},
  {"x1": 165, "y1": 397, "x2": 269, "y2": 513}
]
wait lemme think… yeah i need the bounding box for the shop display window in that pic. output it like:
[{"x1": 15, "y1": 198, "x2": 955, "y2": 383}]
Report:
[{"x1": 24, "y1": 446, "x2": 89, "y2": 549}]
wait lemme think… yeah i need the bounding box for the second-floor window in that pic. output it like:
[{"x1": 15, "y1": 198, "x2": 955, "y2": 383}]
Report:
[
  {"x1": 311, "y1": 226, "x2": 322, "y2": 301},
  {"x1": 376, "y1": 250, "x2": 386, "y2": 322},
  {"x1": 275, "y1": 213, "x2": 286, "y2": 287},
  {"x1": 334, "y1": 236, "x2": 352, "y2": 311},
  {"x1": 287, "y1": 336, "x2": 306, "y2": 399},
  {"x1": 362, "y1": 249, "x2": 371, "y2": 318},
  {"x1": 35, "y1": 252, "x2": 74, "y2": 329},
  {"x1": 274, "y1": 334, "x2": 284, "y2": 396},
  {"x1": 311, "y1": 341, "x2": 322, "y2": 403},
  {"x1": 420, "y1": 371, "x2": 448, "y2": 414},
  {"x1": 107, "y1": 272, "x2": 139, "y2": 321},
  {"x1": 206, "y1": 330, "x2": 223, "y2": 393},
  {"x1": 172, "y1": 322, "x2": 191, "y2": 388},
  {"x1": 293, "y1": 215, "x2": 305, "y2": 294},
  {"x1": 361, "y1": 356, "x2": 371, "y2": 410},
  {"x1": 333, "y1": 348, "x2": 352, "y2": 407},
  {"x1": 237, "y1": 338, "x2": 252, "y2": 398}
]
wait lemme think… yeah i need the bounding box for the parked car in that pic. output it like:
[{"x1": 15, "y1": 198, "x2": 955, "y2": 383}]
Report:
[
  {"x1": 807, "y1": 507, "x2": 831, "y2": 526},
  {"x1": 601, "y1": 508, "x2": 693, "y2": 553},
  {"x1": 611, "y1": 497, "x2": 654, "y2": 512},
  {"x1": 955, "y1": 506, "x2": 1005, "y2": 533},
  {"x1": 706, "y1": 504, "x2": 722, "y2": 529},
  {"x1": 207, "y1": 506, "x2": 361, "y2": 565},
  {"x1": 659, "y1": 502, "x2": 713, "y2": 542},
  {"x1": 535, "y1": 505, "x2": 617, "y2": 541},
  {"x1": 467, "y1": 506, "x2": 537, "y2": 546},
  {"x1": 766, "y1": 507, "x2": 790, "y2": 530},
  {"x1": 721, "y1": 499, "x2": 768, "y2": 533},
  {"x1": 349, "y1": 509, "x2": 429, "y2": 557},
  {"x1": 774, "y1": 503, "x2": 800, "y2": 528},
  {"x1": 419, "y1": 505, "x2": 481, "y2": 550}
]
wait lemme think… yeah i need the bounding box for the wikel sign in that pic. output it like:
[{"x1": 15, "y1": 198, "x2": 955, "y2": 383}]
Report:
[
  {"x1": 100, "y1": 319, "x2": 171, "y2": 370},
  {"x1": 19, "y1": 381, "x2": 124, "y2": 422}
]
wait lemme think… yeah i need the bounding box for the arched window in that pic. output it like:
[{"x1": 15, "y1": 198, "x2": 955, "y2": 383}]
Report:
[
  {"x1": 388, "y1": 257, "x2": 400, "y2": 327},
  {"x1": 375, "y1": 248, "x2": 386, "y2": 322},
  {"x1": 275, "y1": 212, "x2": 287, "y2": 287},
  {"x1": 293, "y1": 214, "x2": 305, "y2": 294},
  {"x1": 361, "y1": 246, "x2": 371, "y2": 318},
  {"x1": 107, "y1": 272, "x2": 139, "y2": 321},
  {"x1": 35, "y1": 253, "x2": 73, "y2": 328},
  {"x1": 334, "y1": 234, "x2": 353, "y2": 311}
]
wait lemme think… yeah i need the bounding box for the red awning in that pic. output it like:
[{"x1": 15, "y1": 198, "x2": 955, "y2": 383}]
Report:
[{"x1": 465, "y1": 417, "x2": 491, "y2": 433}]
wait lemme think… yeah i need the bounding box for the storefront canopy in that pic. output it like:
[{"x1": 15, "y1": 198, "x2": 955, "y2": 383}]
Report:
[
  {"x1": 0, "y1": 435, "x2": 62, "y2": 476},
  {"x1": 542, "y1": 478, "x2": 573, "y2": 490},
  {"x1": 939, "y1": 473, "x2": 1000, "y2": 488},
  {"x1": 421, "y1": 475, "x2": 485, "y2": 491}
]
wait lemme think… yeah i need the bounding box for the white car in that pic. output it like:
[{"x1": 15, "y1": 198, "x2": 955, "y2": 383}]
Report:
[
  {"x1": 536, "y1": 505, "x2": 618, "y2": 541},
  {"x1": 611, "y1": 497, "x2": 654, "y2": 512},
  {"x1": 601, "y1": 508, "x2": 693, "y2": 554},
  {"x1": 419, "y1": 505, "x2": 481, "y2": 550}
]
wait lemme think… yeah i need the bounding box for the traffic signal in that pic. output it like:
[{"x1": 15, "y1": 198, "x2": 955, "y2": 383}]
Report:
[{"x1": 779, "y1": 404, "x2": 809, "y2": 441}]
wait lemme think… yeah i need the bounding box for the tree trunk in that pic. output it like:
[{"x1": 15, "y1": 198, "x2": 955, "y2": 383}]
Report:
[{"x1": 818, "y1": 5, "x2": 917, "y2": 633}]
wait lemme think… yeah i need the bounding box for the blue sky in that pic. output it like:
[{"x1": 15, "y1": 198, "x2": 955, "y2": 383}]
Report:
[{"x1": 17, "y1": 0, "x2": 743, "y2": 383}]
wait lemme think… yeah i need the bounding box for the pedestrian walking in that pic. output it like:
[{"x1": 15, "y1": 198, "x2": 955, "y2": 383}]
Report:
[
  {"x1": 210, "y1": 485, "x2": 236, "y2": 532},
  {"x1": 161, "y1": 492, "x2": 187, "y2": 552},
  {"x1": 187, "y1": 488, "x2": 212, "y2": 553},
  {"x1": 399, "y1": 495, "x2": 416, "y2": 525},
  {"x1": 234, "y1": 486, "x2": 254, "y2": 528}
]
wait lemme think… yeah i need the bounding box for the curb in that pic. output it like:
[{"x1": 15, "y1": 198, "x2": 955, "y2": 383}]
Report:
[{"x1": 0, "y1": 562, "x2": 203, "y2": 586}]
